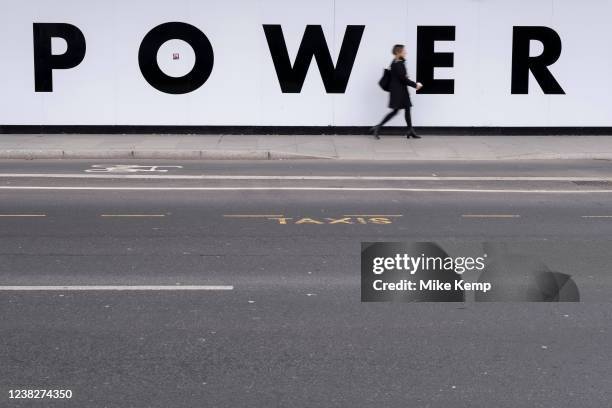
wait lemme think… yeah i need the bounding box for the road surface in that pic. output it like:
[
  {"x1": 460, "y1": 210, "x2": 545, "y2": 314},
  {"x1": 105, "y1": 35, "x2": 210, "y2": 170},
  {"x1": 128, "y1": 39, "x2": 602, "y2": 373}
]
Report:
[{"x1": 1, "y1": 160, "x2": 612, "y2": 407}]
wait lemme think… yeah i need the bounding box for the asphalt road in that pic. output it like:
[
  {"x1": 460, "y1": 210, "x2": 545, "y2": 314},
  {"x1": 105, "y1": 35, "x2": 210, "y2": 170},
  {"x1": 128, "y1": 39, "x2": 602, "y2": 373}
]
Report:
[{"x1": 1, "y1": 160, "x2": 612, "y2": 407}]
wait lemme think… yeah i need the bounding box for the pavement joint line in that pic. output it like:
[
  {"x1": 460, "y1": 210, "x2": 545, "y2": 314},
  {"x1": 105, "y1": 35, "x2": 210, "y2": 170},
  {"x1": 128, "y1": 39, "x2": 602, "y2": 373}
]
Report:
[
  {"x1": 0, "y1": 285, "x2": 234, "y2": 291},
  {"x1": 4, "y1": 173, "x2": 612, "y2": 182},
  {"x1": 2, "y1": 186, "x2": 612, "y2": 194},
  {"x1": 581, "y1": 215, "x2": 612, "y2": 218}
]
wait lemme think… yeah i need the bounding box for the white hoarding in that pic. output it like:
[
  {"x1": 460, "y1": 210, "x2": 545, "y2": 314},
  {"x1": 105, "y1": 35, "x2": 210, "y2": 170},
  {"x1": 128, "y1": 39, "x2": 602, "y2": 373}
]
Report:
[{"x1": 1, "y1": 0, "x2": 611, "y2": 127}]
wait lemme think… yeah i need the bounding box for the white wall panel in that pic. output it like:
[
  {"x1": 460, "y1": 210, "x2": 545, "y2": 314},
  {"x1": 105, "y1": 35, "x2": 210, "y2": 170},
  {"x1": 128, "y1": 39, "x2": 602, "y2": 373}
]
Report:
[{"x1": 0, "y1": 0, "x2": 610, "y2": 127}]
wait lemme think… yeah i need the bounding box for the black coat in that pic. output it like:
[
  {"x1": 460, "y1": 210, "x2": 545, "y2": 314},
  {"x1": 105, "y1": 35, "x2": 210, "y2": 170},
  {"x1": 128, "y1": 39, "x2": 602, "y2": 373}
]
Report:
[{"x1": 388, "y1": 59, "x2": 417, "y2": 109}]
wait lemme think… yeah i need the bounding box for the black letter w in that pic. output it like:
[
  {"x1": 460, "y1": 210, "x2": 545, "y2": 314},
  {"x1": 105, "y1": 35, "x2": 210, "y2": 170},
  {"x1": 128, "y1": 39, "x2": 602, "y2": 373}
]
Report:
[{"x1": 263, "y1": 25, "x2": 365, "y2": 93}]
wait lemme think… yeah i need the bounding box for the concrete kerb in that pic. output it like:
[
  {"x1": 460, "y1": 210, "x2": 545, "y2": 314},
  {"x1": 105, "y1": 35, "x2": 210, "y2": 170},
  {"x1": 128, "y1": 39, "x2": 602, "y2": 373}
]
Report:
[{"x1": 0, "y1": 149, "x2": 336, "y2": 160}]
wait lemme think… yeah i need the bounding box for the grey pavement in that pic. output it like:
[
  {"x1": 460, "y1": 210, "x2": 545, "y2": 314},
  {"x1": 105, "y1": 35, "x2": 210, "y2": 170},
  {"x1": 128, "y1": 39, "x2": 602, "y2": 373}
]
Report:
[
  {"x1": 2, "y1": 160, "x2": 612, "y2": 407},
  {"x1": 3, "y1": 134, "x2": 612, "y2": 160}
]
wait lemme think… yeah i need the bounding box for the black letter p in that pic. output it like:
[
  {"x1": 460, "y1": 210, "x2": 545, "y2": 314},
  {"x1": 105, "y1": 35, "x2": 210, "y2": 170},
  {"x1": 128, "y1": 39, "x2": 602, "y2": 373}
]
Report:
[{"x1": 33, "y1": 23, "x2": 86, "y2": 92}]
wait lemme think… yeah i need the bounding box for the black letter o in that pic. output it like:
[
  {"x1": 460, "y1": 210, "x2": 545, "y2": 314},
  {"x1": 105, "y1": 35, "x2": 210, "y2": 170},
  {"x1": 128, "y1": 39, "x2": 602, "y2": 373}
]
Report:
[{"x1": 138, "y1": 22, "x2": 214, "y2": 94}]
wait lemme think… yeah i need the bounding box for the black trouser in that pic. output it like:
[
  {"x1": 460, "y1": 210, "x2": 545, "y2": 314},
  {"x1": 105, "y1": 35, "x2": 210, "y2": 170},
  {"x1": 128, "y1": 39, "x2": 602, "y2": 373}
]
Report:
[{"x1": 377, "y1": 108, "x2": 412, "y2": 128}]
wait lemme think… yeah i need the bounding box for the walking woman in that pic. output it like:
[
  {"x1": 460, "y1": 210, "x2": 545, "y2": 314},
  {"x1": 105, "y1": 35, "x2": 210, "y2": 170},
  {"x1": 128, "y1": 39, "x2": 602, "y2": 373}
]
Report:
[{"x1": 370, "y1": 44, "x2": 423, "y2": 139}]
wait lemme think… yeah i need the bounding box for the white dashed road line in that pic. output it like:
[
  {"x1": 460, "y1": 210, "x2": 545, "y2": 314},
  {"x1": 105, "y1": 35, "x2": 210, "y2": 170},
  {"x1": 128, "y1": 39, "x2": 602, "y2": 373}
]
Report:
[
  {"x1": 0, "y1": 285, "x2": 234, "y2": 291},
  {"x1": 0, "y1": 214, "x2": 46, "y2": 217}
]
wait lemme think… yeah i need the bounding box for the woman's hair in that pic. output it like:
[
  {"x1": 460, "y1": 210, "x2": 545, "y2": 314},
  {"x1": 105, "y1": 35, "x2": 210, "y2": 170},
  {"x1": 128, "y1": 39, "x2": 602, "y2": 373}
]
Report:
[{"x1": 392, "y1": 44, "x2": 405, "y2": 55}]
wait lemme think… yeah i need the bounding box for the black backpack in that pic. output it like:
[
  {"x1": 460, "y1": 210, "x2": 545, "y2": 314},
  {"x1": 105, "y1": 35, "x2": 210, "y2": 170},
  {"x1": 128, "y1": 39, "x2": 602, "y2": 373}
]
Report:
[{"x1": 378, "y1": 68, "x2": 391, "y2": 92}]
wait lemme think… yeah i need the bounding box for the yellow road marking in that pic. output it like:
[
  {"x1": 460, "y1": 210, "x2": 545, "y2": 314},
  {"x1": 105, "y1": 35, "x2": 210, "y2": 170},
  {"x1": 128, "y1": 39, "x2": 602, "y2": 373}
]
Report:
[
  {"x1": 462, "y1": 214, "x2": 521, "y2": 218},
  {"x1": 223, "y1": 214, "x2": 285, "y2": 218},
  {"x1": 100, "y1": 214, "x2": 166, "y2": 218},
  {"x1": 224, "y1": 214, "x2": 398, "y2": 225},
  {"x1": 343, "y1": 214, "x2": 403, "y2": 217}
]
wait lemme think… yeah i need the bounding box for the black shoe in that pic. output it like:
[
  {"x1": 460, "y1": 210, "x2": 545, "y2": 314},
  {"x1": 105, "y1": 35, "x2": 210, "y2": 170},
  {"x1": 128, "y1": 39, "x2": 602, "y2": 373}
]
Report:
[
  {"x1": 369, "y1": 126, "x2": 381, "y2": 140},
  {"x1": 407, "y1": 129, "x2": 421, "y2": 139}
]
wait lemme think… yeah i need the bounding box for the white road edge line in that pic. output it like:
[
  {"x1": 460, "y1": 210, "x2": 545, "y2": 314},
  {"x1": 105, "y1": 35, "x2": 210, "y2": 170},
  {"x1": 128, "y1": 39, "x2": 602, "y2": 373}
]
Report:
[
  {"x1": 0, "y1": 285, "x2": 234, "y2": 291},
  {"x1": 1, "y1": 186, "x2": 611, "y2": 194},
  {"x1": 1, "y1": 173, "x2": 612, "y2": 182}
]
